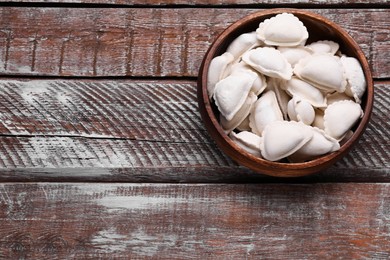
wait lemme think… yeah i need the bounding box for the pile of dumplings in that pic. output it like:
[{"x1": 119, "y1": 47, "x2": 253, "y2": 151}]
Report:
[{"x1": 207, "y1": 13, "x2": 367, "y2": 162}]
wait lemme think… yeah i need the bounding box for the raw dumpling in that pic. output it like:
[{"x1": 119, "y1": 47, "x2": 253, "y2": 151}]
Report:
[
  {"x1": 249, "y1": 90, "x2": 283, "y2": 135},
  {"x1": 278, "y1": 46, "x2": 313, "y2": 67},
  {"x1": 282, "y1": 77, "x2": 327, "y2": 108},
  {"x1": 226, "y1": 31, "x2": 262, "y2": 60},
  {"x1": 307, "y1": 40, "x2": 339, "y2": 55},
  {"x1": 294, "y1": 54, "x2": 347, "y2": 93},
  {"x1": 220, "y1": 92, "x2": 257, "y2": 133},
  {"x1": 288, "y1": 127, "x2": 340, "y2": 162},
  {"x1": 207, "y1": 52, "x2": 234, "y2": 99},
  {"x1": 340, "y1": 56, "x2": 367, "y2": 103},
  {"x1": 230, "y1": 131, "x2": 262, "y2": 157},
  {"x1": 324, "y1": 100, "x2": 363, "y2": 140},
  {"x1": 261, "y1": 121, "x2": 313, "y2": 161},
  {"x1": 242, "y1": 47, "x2": 293, "y2": 80},
  {"x1": 229, "y1": 62, "x2": 267, "y2": 96},
  {"x1": 213, "y1": 72, "x2": 255, "y2": 121},
  {"x1": 256, "y1": 13, "x2": 309, "y2": 46},
  {"x1": 287, "y1": 96, "x2": 315, "y2": 125}
]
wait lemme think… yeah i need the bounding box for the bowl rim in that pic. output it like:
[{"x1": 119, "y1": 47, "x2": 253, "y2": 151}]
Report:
[{"x1": 197, "y1": 8, "x2": 374, "y2": 177}]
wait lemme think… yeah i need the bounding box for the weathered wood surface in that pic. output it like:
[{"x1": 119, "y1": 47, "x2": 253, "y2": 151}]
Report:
[
  {"x1": 0, "y1": 1, "x2": 389, "y2": 258},
  {"x1": 0, "y1": 8, "x2": 388, "y2": 78},
  {"x1": 0, "y1": 80, "x2": 388, "y2": 182},
  {"x1": 0, "y1": 183, "x2": 389, "y2": 259},
  {"x1": 2, "y1": 0, "x2": 389, "y2": 5}
]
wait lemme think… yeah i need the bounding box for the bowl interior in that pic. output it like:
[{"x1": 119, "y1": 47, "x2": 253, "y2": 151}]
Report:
[{"x1": 198, "y1": 9, "x2": 374, "y2": 177}]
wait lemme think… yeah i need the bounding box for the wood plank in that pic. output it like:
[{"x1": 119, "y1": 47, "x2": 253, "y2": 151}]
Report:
[
  {"x1": 0, "y1": 183, "x2": 389, "y2": 258},
  {"x1": 2, "y1": 0, "x2": 389, "y2": 6},
  {"x1": 0, "y1": 79, "x2": 388, "y2": 182},
  {"x1": 0, "y1": 8, "x2": 388, "y2": 78}
]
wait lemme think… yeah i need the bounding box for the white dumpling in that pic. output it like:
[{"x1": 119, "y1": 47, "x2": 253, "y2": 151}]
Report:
[
  {"x1": 260, "y1": 121, "x2": 313, "y2": 161},
  {"x1": 207, "y1": 52, "x2": 234, "y2": 99},
  {"x1": 307, "y1": 40, "x2": 339, "y2": 55},
  {"x1": 226, "y1": 31, "x2": 262, "y2": 60},
  {"x1": 294, "y1": 54, "x2": 347, "y2": 93},
  {"x1": 220, "y1": 92, "x2": 257, "y2": 133},
  {"x1": 256, "y1": 13, "x2": 309, "y2": 47},
  {"x1": 324, "y1": 100, "x2": 363, "y2": 140},
  {"x1": 242, "y1": 47, "x2": 293, "y2": 80},
  {"x1": 229, "y1": 131, "x2": 262, "y2": 157},
  {"x1": 340, "y1": 56, "x2": 367, "y2": 103},
  {"x1": 229, "y1": 62, "x2": 267, "y2": 96},
  {"x1": 266, "y1": 77, "x2": 290, "y2": 120},
  {"x1": 312, "y1": 108, "x2": 325, "y2": 130},
  {"x1": 249, "y1": 90, "x2": 283, "y2": 135},
  {"x1": 288, "y1": 127, "x2": 340, "y2": 162},
  {"x1": 282, "y1": 77, "x2": 327, "y2": 108},
  {"x1": 213, "y1": 72, "x2": 255, "y2": 121},
  {"x1": 278, "y1": 46, "x2": 313, "y2": 67},
  {"x1": 326, "y1": 92, "x2": 354, "y2": 107},
  {"x1": 251, "y1": 72, "x2": 268, "y2": 96},
  {"x1": 287, "y1": 96, "x2": 315, "y2": 125}
]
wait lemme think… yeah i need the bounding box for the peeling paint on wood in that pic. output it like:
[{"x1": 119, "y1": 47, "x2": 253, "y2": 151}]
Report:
[
  {"x1": 96, "y1": 195, "x2": 188, "y2": 212},
  {"x1": 0, "y1": 80, "x2": 388, "y2": 182},
  {"x1": 0, "y1": 183, "x2": 390, "y2": 258}
]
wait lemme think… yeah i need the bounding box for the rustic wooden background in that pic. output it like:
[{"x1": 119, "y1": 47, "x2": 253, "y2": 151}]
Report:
[{"x1": 0, "y1": 1, "x2": 389, "y2": 258}]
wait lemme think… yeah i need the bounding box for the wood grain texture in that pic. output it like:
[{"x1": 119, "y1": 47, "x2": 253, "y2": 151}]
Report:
[
  {"x1": 0, "y1": 183, "x2": 390, "y2": 259},
  {"x1": 2, "y1": 0, "x2": 389, "y2": 5},
  {"x1": 0, "y1": 8, "x2": 388, "y2": 78},
  {"x1": 0, "y1": 79, "x2": 388, "y2": 182}
]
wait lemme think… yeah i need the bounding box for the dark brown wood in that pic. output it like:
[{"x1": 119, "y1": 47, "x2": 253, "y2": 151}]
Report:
[
  {"x1": 0, "y1": 183, "x2": 390, "y2": 259},
  {"x1": 0, "y1": 79, "x2": 387, "y2": 181},
  {"x1": 0, "y1": 8, "x2": 388, "y2": 78},
  {"x1": 1, "y1": 0, "x2": 389, "y2": 5}
]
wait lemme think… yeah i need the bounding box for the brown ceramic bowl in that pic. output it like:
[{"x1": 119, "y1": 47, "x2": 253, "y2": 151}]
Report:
[{"x1": 197, "y1": 8, "x2": 374, "y2": 177}]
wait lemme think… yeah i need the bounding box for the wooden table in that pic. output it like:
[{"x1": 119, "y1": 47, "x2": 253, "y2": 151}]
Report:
[{"x1": 0, "y1": 1, "x2": 389, "y2": 258}]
